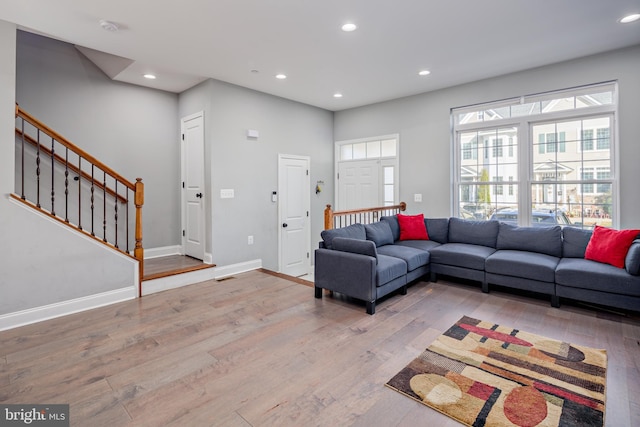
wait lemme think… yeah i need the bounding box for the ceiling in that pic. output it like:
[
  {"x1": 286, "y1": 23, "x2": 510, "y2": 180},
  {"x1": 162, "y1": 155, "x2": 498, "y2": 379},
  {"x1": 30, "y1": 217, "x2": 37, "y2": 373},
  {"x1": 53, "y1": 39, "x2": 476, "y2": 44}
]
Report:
[{"x1": 2, "y1": 0, "x2": 640, "y2": 111}]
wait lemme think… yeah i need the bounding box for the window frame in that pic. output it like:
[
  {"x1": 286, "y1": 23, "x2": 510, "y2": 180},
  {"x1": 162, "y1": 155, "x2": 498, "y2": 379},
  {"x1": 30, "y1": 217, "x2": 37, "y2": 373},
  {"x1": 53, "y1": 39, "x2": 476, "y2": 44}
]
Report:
[{"x1": 451, "y1": 82, "x2": 618, "y2": 228}]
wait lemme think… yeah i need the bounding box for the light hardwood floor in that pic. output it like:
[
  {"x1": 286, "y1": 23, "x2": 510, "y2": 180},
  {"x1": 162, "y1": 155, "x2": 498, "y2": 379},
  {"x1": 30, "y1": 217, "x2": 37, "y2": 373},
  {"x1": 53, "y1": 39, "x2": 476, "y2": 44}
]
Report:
[{"x1": 1, "y1": 271, "x2": 638, "y2": 426}]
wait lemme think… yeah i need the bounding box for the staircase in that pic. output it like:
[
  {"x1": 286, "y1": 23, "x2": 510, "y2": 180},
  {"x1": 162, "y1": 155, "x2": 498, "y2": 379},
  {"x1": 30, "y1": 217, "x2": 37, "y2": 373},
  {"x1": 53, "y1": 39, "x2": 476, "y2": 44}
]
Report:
[{"x1": 14, "y1": 104, "x2": 145, "y2": 295}]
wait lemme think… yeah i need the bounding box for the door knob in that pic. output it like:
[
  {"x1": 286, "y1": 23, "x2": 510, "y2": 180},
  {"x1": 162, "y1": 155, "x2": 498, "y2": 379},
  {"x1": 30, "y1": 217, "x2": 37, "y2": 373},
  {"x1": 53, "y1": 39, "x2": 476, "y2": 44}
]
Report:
[
  {"x1": 282, "y1": 223, "x2": 288, "y2": 228},
  {"x1": 196, "y1": 193, "x2": 203, "y2": 198}
]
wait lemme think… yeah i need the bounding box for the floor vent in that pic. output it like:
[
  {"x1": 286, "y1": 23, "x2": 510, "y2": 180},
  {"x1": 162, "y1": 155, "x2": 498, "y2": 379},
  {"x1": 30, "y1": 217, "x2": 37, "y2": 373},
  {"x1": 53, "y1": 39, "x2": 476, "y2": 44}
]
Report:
[{"x1": 216, "y1": 276, "x2": 235, "y2": 282}]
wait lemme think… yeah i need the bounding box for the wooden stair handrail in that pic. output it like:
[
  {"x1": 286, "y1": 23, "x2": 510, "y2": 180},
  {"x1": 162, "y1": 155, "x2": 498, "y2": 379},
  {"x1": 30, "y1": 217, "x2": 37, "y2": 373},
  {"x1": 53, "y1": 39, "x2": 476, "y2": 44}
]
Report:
[
  {"x1": 16, "y1": 106, "x2": 135, "y2": 191},
  {"x1": 324, "y1": 202, "x2": 407, "y2": 230},
  {"x1": 15, "y1": 128, "x2": 128, "y2": 204}
]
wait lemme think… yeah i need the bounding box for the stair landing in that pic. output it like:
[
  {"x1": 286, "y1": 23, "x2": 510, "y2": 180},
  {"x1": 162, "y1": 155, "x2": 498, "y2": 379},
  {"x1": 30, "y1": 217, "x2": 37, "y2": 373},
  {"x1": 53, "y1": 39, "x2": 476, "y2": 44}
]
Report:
[{"x1": 143, "y1": 255, "x2": 215, "y2": 281}]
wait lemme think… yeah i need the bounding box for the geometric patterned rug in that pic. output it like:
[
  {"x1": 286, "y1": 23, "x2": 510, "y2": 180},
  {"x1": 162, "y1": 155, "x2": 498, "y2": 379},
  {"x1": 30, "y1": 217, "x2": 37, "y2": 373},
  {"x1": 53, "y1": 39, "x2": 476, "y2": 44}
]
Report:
[{"x1": 386, "y1": 315, "x2": 607, "y2": 427}]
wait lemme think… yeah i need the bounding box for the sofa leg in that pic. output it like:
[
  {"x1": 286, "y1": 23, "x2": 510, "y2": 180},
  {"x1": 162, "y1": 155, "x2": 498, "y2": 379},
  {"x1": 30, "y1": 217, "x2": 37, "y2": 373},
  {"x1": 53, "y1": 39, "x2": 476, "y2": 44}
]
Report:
[
  {"x1": 366, "y1": 301, "x2": 376, "y2": 315},
  {"x1": 481, "y1": 282, "x2": 489, "y2": 293},
  {"x1": 551, "y1": 295, "x2": 560, "y2": 308},
  {"x1": 400, "y1": 285, "x2": 407, "y2": 295},
  {"x1": 314, "y1": 286, "x2": 322, "y2": 299},
  {"x1": 430, "y1": 272, "x2": 437, "y2": 282}
]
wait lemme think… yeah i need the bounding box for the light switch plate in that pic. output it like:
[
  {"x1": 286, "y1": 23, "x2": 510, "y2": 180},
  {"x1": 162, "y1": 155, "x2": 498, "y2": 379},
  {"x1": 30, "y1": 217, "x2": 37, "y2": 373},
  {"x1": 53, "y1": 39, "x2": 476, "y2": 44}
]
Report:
[
  {"x1": 414, "y1": 193, "x2": 422, "y2": 202},
  {"x1": 221, "y1": 189, "x2": 235, "y2": 199}
]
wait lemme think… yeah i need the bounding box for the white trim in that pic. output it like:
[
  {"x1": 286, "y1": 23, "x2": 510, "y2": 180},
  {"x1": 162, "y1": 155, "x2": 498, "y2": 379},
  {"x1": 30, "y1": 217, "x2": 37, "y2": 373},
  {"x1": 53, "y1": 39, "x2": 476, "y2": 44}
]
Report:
[
  {"x1": 0, "y1": 287, "x2": 136, "y2": 331},
  {"x1": 142, "y1": 259, "x2": 262, "y2": 296},
  {"x1": 144, "y1": 245, "x2": 182, "y2": 259}
]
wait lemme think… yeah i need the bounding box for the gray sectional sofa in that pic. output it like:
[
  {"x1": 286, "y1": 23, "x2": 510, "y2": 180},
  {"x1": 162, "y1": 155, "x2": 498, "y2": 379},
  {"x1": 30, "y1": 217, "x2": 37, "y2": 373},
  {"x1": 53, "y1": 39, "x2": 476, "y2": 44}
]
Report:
[{"x1": 314, "y1": 216, "x2": 640, "y2": 314}]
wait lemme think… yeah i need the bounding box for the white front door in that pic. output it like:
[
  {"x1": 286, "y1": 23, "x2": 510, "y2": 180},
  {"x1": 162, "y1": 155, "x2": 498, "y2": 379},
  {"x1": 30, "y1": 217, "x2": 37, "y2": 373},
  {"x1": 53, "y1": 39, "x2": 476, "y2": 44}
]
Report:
[
  {"x1": 278, "y1": 154, "x2": 310, "y2": 277},
  {"x1": 181, "y1": 112, "x2": 205, "y2": 260},
  {"x1": 337, "y1": 159, "x2": 380, "y2": 210}
]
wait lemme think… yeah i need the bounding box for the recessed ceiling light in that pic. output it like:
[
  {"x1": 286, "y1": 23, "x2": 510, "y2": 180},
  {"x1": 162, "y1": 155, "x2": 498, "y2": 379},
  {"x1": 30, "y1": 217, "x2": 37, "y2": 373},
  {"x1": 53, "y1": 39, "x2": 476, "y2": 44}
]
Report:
[
  {"x1": 143, "y1": 74, "x2": 156, "y2": 80},
  {"x1": 333, "y1": 93, "x2": 343, "y2": 98},
  {"x1": 99, "y1": 19, "x2": 119, "y2": 32},
  {"x1": 341, "y1": 23, "x2": 357, "y2": 32},
  {"x1": 418, "y1": 70, "x2": 431, "y2": 76},
  {"x1": 275, "y1": 74, "x2": 287, "y2": 80},
  {"x1": 619, "y1": 13, "x2": 640, "y2": 23}
]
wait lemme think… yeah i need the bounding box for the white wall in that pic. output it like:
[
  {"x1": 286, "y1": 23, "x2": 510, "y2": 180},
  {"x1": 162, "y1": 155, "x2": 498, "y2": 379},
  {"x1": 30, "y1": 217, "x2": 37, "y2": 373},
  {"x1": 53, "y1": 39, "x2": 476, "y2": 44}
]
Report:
[
  {"x1": 334, "y1": 45, "x2": 640, "y2": 228},
  {"x1": 0, "y1": 22, "x2": 137, "y2": 325},
  {"x1": 179, "y1": 79, "x2": 334, "y2": 270}
]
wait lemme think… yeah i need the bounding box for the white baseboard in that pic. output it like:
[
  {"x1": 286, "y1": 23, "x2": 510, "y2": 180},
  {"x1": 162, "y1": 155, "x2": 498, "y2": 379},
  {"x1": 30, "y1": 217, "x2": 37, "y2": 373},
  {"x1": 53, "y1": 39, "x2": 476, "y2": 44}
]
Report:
[
  {"x1": 144, "y1": 246, "x2": 214, "y2": 266},
  {"x1": 0, "y1": 287, "x2": 137, "y2": 332},
  {"x1": 144, "y1": 245, "x2": 182, "y2": 259},
  {"x1": 142, "y1": 259, "x2": 262, "y2": 296}
]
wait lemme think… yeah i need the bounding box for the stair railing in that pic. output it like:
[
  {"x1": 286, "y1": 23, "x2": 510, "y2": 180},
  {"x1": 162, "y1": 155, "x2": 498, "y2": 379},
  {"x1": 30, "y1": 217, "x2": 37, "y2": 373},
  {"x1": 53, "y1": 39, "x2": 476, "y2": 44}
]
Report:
[
  {"x1": 14, "y1": 105, "x2": 144, "y2": 296},
  {"x1": 324, "y1": 202, "x2": 407, "y2": 230}
]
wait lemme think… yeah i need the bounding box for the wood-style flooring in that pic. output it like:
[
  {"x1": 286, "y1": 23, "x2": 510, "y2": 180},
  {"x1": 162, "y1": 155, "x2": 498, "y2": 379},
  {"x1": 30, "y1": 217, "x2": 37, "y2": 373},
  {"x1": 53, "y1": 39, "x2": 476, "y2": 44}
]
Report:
[{"x1": 0, "y1": 271, "x2": 638, "y2": 426}]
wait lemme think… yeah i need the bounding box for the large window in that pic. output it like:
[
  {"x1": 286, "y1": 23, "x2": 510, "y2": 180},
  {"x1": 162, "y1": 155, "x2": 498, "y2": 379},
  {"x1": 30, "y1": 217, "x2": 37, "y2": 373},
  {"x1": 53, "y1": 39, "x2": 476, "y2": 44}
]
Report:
[{"x1": 453, "y1": 82, "x2": 617, "y2": 228}]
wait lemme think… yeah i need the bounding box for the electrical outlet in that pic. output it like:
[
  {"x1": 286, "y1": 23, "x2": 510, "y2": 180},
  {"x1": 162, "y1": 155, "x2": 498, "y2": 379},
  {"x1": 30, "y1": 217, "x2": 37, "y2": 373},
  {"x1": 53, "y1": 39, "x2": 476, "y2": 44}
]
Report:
[
  {"x1": 414, "y1": 193, "x2": 423, "y2": 202},
  {"x1": 248, "y1": 235, "x2": 254, "y2": 245}
]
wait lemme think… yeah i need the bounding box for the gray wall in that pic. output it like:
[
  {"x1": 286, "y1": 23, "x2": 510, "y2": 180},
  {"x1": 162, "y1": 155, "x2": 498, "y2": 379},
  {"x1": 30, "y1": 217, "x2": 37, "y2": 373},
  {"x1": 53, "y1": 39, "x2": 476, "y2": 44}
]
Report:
[
  {"x1": 0, "y1": 21, "x2": 137, "y2": 317},
  {"x1": 179, "y1": 79, "x2": 334, "y2": 270},
  {"x1": 16, "y1": 31, "x2": 181, "y2": 249},
  {"x1": 334, "y1": 44, "x2": 640, "y2": 229}
]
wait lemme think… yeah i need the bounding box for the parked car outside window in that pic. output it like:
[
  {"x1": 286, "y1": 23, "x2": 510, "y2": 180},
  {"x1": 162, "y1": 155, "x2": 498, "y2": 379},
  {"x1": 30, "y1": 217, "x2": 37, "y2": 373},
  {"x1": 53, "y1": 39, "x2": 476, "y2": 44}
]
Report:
[{"x1": 489, "y1": 208, "x2": 572, "y2": 226}]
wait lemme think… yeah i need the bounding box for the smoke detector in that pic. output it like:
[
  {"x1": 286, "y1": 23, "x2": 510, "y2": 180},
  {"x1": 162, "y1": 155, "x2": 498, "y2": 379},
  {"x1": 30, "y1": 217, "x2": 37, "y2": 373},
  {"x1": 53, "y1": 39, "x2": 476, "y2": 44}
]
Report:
[{"x1": 99, "y1": 20, "x2": 119, "y2": 32}]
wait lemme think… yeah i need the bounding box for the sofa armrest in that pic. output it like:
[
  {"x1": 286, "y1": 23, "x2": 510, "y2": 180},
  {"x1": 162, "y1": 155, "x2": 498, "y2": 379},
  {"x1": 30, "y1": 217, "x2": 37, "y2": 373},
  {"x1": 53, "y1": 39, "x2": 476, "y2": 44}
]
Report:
[{"x1": 314, "y1": 248, "x2": 377, "y2": 302}]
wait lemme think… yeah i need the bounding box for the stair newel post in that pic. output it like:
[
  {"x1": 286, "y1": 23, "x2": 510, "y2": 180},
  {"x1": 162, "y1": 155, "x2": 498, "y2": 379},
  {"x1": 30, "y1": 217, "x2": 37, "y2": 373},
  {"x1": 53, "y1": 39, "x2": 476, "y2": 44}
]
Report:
[
  {"x1": 324, "y1": 204, "x2": 334, "y2": 230},
  {"x1": 50, "y1": 136, "x2": 55, "y2": 216},
  {"x1": 134, "y1": 178, "x2": 144, "y2": 297}
]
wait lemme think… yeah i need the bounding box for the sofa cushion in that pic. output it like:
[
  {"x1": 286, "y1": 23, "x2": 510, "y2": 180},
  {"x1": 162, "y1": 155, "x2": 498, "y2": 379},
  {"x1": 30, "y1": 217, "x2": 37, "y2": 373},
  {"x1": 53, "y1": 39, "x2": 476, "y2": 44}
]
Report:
[
  {"x1": 397, "y1": 213, "x2": 429, "y2": 240},
  {"x1": 448, "y1": 217, "x2": 499, "y2": 248},
  {"x1": 626, "y1": 240, "x2": 640, "y2": 276},
  {"x1": 376, "y1": 254, "x2": 407, "y2": 287},
  {"x1": 556, "y1": 258, "x2": 640, "y2": 297},
  {"x1": 331, "y1": 237, "x2": 377, "y2": 262},
  {"x1": 396, "y1": 240, "x2": 441, "y2": 252},
  {"x1": 425, "y1": 218, "x2": 449, "y2": 244},
  {"x1": 365, "y1": 221, "x2": 395, "y2": 247},
  {"x1": 486, "y1": 250, "x2": 559, "y2": 283},
  {"x1": 377, "y1": 244, "x2": 430, "y2": 271},
  {"x1": 496, "y1": 222, "x2": 562, "y2": 257},
  {"x1": 562, "y1": 226, "x2": 592, "y2": 258},
  {"x1": 429, "y1": 243, "x2": 496, "y2": 271},
  {"x1": 381, "y1": 215, "x2": 401, "y2": 241},
  {"x1": 585, "y1": 225, "x2": 640, "y2": 268},
  {"x1": 321, "y1": 223, "x2": 366, "y2": 249}
]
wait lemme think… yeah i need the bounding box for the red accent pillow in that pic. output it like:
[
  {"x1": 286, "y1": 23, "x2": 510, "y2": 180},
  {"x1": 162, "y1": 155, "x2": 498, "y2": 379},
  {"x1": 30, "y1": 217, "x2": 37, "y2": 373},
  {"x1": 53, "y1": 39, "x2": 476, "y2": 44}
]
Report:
[
  {"x1": 397, "y1": 213, "x2": 429, "y2": 241},
  {"x1": 584, "y1": 225, "x2": 640, "y2": 268}
]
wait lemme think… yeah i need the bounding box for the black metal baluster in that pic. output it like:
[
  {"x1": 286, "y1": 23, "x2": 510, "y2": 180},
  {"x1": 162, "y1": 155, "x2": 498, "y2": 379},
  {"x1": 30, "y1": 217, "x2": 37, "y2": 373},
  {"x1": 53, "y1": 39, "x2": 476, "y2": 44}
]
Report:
[
  {"x1": 78, "y1": 157, "x2": 82, "y2": 230},
  {"x1": 36, "y1": 129, "x2": 41, "y2": 208},
  {"x1": 50, "y1": 136, "x2": 55, "y2": 216},
  {"x1": 20, "y1": 118, "x2": 25, "y2": 199},
  {"x1": 114, "y1": 180, "x2": 119, "y2": 248},
  {"x1": 126, "y1": 189, "x2": 130, "y2": 253},
  {"x1": 91, "y1": 165, "x2": 95, "y2": 236},
  {"x1": 103, "y1": 171, "x2": 107, "y2": 242},
  {"x1": 64, "y1": 147, "x2": 69, "y2": 222}
]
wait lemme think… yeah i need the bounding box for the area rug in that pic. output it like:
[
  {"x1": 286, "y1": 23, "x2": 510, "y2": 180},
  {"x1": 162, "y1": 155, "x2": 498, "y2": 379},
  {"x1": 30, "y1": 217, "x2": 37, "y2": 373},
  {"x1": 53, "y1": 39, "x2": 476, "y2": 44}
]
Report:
[{"x1": 386, "y1": 316, "x2": 606, "y2": 427}]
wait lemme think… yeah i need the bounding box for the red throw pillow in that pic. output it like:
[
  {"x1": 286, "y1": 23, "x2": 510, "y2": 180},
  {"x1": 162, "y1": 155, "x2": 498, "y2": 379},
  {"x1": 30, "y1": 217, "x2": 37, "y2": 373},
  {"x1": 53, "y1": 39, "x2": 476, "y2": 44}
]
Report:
[
  {"x1": 397, "y1": 213, "x2": 429, "y2": 240},
  {"x1": 584, "y1": 225, "x2": 640, "y2": 268}
]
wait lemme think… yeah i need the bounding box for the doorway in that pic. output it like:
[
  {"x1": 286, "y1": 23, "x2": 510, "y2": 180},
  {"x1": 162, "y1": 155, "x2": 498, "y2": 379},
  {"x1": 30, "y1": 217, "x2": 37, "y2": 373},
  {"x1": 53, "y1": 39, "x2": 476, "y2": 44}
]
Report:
[
  {"x1": 278, "y1": 154, "x2": 311, "y2": 277},
  {"x1": 181, "y1": 112, "x2": 205, "y2": 260}
]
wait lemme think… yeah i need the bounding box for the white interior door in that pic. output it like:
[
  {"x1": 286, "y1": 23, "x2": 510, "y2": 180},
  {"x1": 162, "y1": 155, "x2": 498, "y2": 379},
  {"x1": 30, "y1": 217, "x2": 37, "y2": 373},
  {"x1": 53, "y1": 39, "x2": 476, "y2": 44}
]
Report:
[
  {"x1": 337, "y1": 159, "x2": 380, "y2": 210},
  {"x1": 181, "y1": 112, "x2": 205, "y2": 260},
  {"x1": 278, "y1": 154, "x2": 310, "y2": 277}
]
